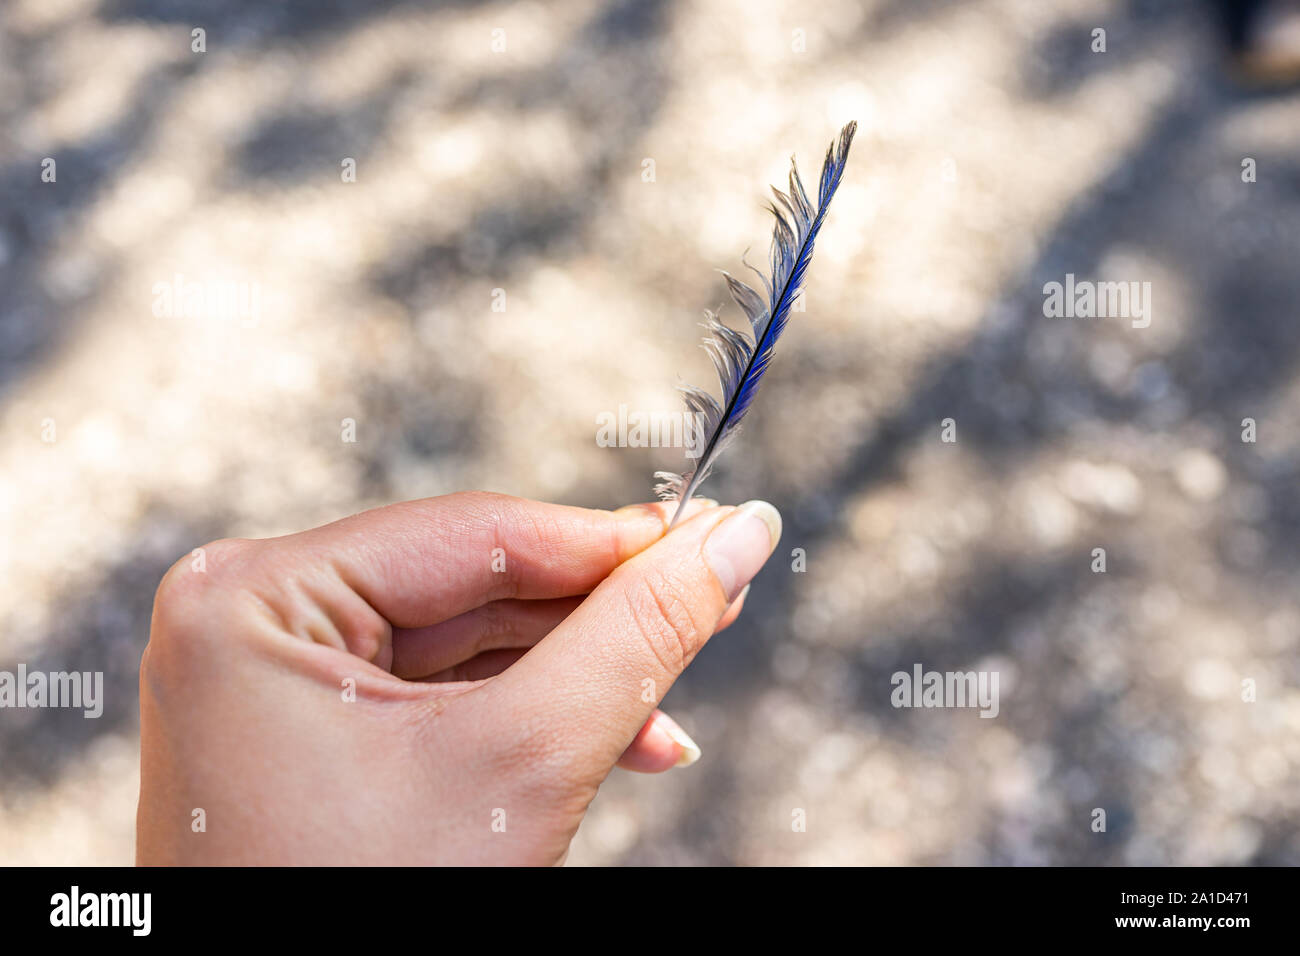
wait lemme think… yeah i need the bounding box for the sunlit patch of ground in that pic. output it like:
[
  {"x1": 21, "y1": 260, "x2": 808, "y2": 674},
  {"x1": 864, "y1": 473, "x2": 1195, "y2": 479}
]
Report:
[{"x1": 1, "y1": 0, "x2": 1297, "y2": 865}]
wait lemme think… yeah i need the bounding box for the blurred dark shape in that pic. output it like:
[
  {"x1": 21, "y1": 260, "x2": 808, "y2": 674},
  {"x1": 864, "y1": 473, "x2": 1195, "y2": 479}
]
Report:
[
  {"x1": 1215, "y1": 0, "x2": 1268, "y2": 51},
  {"x1": 1211, "y1": 0, "x2": 1300, "y2": 86}
]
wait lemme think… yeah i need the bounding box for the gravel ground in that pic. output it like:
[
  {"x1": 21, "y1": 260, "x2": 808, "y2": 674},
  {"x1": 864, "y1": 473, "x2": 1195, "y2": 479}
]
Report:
[{"x1": 2, "y1": 0, "x2": 1298, "y2": 865}]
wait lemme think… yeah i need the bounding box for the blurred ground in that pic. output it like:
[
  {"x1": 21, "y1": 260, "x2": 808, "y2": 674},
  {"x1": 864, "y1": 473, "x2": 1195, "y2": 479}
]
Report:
[{"x1": 2, "y1": 0, "x2": 1299, "y2": 865}]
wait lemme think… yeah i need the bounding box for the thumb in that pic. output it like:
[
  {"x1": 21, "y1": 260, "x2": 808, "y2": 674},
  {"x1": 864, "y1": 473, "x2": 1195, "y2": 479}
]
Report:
[{"x1": 476, "y1": 501, "x2": 781, "y2": 771}]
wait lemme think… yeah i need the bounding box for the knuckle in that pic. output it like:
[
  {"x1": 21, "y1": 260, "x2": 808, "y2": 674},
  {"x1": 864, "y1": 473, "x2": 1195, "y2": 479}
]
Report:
[
  {"x1": 455, "y1": 492, "x2": 529, "y2": 599},
  {"x1": 354, "y1": 607, "x2": 391, "y2": 651},
  {"x1": 623, "y1": 565, "x2": 708, "y2": 676},
  {"x1": 149, "y1": 537, "x2": 253, "y2": 650},
  {"x1": 330, "y1": 599, "x2": 391, "y2": 659},
  {"x1": 153, "y1": 539, "x2": 219, "y2": 616},
  {"x1": 454, "y1": 490, "x2": 518, "y2": 526}
]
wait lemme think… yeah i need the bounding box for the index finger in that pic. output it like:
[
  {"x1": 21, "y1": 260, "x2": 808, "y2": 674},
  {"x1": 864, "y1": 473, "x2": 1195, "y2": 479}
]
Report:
[{"x1": 294, "y1": 492, "x2": 714, "y2": 629}]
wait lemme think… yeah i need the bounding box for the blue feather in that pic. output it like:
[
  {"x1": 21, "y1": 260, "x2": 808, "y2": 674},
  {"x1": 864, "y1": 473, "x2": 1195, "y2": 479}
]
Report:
[{"x1": 655, "y1": 122, "x2": 857, "y2": 525}]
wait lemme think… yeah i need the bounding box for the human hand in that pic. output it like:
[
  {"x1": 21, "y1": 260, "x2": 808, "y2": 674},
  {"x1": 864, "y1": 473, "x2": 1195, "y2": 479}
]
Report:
[{"x1": 137, "y1": 492, "x2": 781, "y2": 865}]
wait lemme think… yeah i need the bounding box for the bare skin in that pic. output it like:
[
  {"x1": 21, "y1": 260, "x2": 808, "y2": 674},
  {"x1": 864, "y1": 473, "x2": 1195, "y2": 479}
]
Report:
[{"x1": 137, "y1": 492, "x2": 780, "y2": 865}]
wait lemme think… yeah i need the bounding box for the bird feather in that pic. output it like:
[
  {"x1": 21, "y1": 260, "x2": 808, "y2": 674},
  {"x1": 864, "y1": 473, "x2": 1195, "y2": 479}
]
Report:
[{"x1": 655, "y1": 122, "x2": 858, "y2": 526}]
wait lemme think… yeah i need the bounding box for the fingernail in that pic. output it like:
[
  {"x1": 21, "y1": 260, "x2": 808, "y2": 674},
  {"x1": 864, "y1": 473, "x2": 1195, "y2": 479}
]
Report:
[
  {"x1": 655, "y1": 712, "x2": 701, "y2": 768},
  {"x1": 705, "y1": 500, "x2": 781, "y2": 602}
]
